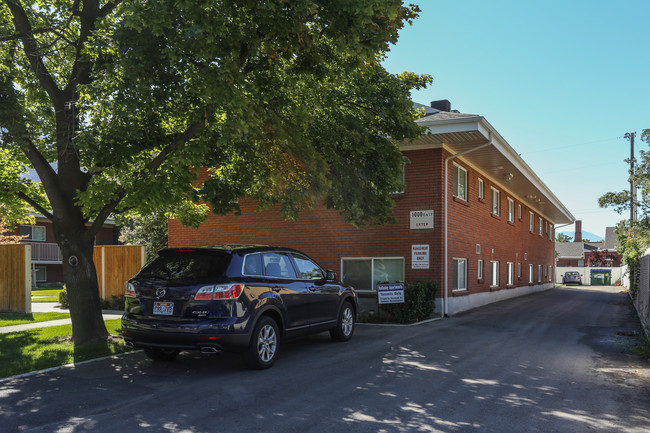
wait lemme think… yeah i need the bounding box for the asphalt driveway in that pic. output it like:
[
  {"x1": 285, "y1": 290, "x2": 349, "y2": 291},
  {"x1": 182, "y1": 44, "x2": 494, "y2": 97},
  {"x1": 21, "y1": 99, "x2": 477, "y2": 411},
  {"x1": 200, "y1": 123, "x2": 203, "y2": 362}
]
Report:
[{"x1": 1, "y1": 285, "x2": 649, "y2": 432}]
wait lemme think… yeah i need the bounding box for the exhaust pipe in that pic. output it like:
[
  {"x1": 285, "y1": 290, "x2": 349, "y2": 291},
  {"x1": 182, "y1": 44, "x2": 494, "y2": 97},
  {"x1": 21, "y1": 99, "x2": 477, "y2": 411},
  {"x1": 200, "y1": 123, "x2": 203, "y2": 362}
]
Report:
[{"x1": 201, "y1": 347, "x2": 219, "y2": 354}]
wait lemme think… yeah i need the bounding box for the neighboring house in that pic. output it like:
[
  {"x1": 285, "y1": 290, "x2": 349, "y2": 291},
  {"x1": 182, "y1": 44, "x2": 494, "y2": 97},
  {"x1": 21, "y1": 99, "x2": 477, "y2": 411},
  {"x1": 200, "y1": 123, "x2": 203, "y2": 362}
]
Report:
[
  {"x1": 168, "y1": 100, "x2": 574, "y2": 316},
  {"x1": 555, "y1": 221, "x2": 622, "y2": 268},
  {"x1": 6, "y1": 214, "x2": 117, "y2": 284}
]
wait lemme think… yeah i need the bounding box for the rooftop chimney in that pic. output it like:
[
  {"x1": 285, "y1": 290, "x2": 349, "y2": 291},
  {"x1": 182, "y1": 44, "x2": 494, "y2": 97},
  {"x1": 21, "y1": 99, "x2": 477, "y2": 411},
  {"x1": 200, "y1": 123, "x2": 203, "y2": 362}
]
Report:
[
  {"x1": 430, "y1": 99, "x2": 451, "y2": 112},
  {"x1": 574, "y1": 220, "x2": 582, "y2": 243}
]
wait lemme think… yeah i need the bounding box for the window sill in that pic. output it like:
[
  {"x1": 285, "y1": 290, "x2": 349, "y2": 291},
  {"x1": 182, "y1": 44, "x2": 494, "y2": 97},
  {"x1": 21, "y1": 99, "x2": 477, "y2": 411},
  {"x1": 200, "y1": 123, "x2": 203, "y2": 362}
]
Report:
[
  {"x1": 490, "y1": 213, "x2": 501, "y2": 221},
  {"x1": 490, "y1": 286, "x2": 503, "y2": 292},
  {"x1": 453, "y1": 196, "x2": 470, "y2": 207},
  {"x1": 452, "y1": 289, "x2": 470, "y2": 297},
  {"x1": 507, "y1": 220, "x2": 515, "y2": 226}
]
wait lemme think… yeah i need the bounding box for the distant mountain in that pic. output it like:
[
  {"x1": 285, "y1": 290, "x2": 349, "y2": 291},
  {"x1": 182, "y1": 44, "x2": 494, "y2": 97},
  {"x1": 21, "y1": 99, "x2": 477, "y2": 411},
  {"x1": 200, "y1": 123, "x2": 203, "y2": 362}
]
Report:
[{"x1": 559, "y1": 231, "x2": 604, "y2": 242}]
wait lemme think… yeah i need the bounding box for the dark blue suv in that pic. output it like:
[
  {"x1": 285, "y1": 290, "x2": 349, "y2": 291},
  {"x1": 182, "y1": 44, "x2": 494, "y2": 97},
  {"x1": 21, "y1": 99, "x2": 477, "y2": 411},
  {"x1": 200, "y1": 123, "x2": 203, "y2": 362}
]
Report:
[{"x1": 121, "y1": 245, "x2": 357, "y2": 369}]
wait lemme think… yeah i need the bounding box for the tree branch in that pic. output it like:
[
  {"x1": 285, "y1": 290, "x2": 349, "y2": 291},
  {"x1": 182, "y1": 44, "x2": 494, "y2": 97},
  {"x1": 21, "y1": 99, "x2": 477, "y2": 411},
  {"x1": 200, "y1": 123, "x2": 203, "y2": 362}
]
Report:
[
  {"x1": 5, "y1": 1, "x2": 63, "y2": 105},
  {"x1": 15, "y1": 191, "x2": 54, "y2": 220}
]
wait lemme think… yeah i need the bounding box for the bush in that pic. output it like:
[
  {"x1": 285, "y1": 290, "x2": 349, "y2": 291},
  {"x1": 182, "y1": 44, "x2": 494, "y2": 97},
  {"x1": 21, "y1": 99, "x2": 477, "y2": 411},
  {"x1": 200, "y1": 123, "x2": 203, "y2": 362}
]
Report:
[
  {"x1": 58, "y1": 289, "x2": 124, "y2": 311},
  {"x1": 58, "y1": 288, "x2": 69, "y2": 308},
  {"x1": 379, "y1": 281, "x2": 437, "y2": 324},
  {"x1": 100, "y1": 295, "x2": 126, "y2": 311}
]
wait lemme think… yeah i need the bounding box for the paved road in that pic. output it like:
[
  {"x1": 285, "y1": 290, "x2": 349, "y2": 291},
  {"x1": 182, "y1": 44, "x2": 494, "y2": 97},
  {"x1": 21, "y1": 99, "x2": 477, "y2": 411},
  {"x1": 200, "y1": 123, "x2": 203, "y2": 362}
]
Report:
[{"x1": 1, "y1": 286, "x2": 649, "y2": 432}]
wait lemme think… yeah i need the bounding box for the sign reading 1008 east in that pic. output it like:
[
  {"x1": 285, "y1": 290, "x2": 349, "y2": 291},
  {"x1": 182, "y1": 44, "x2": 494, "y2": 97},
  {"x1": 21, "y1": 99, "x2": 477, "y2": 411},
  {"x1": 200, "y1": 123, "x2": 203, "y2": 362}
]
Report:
[{"x1": 377, "y1": 283, "x2": 405, "y2": 305}]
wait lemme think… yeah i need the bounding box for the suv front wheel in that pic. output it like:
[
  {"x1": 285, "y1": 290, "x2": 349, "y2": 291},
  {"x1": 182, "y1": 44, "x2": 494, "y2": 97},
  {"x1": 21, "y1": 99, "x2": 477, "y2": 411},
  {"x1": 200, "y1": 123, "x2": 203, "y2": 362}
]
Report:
[
  {"x1": 330, "y1": 301, "x2": 355, "y2": 342},
  {"x1": 243, "y1": 316, "x2": 280, "y2": 369}
]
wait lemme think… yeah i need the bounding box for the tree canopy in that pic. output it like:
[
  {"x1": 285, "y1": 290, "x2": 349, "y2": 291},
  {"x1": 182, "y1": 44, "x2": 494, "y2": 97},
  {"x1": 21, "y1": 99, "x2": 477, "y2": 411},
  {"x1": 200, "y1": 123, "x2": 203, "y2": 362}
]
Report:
[{"x1": 0, "y1": 0, "x2": 431, "y2": 344}]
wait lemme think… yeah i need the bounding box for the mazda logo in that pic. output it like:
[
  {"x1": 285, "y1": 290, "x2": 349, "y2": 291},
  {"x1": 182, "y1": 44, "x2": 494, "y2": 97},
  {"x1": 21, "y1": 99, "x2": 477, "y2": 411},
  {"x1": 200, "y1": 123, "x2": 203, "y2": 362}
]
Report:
[{"x1": 155, "y1": 288, "x2": 166, "y2": 299}]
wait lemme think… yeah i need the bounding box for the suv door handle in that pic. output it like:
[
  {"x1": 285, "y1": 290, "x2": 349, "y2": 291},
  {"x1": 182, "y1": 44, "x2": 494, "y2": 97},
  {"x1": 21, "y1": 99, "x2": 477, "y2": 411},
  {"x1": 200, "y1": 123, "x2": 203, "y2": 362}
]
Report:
[{"x1": 271, "y1": 286, "x2": 282, "y2": 292}]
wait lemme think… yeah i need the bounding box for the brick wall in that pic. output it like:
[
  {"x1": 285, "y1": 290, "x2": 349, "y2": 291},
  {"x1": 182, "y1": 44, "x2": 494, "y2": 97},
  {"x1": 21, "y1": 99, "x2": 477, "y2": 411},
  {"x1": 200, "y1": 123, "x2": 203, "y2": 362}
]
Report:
[{"x1": 168, "y1": 147, "x2": 556, "y2": 299}]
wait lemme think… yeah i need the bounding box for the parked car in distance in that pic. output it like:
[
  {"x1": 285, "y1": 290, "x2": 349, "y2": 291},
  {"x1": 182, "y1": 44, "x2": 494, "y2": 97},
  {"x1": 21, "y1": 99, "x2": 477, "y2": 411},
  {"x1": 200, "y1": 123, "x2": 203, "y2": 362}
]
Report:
[
  {"x1": 121, "y1": 245, "x2": 358, "y2": 369},
  {"x1": 562, "y1": 271, "x2": 582, "y2": 285}
]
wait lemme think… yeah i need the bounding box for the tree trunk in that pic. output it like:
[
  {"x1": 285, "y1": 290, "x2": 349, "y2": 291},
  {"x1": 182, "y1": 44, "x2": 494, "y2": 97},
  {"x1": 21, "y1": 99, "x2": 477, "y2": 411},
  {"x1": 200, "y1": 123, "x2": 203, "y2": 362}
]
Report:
[{"x1": 58, "y1": 229, "x2": 109, "y2": 346}]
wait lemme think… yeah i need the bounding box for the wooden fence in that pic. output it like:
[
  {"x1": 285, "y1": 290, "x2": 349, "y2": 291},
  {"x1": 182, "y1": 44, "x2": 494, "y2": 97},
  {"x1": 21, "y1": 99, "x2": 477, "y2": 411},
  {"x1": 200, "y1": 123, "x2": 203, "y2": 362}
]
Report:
[
  {"x1": 0, "y1": 244, "x2": 31, "y2": 313},
  {"x1": 1, "y1": 244, "x2": 145, "y2": 313},
  {"x1": 94, "y1": 245, "x2": 147, "y2": 300}
]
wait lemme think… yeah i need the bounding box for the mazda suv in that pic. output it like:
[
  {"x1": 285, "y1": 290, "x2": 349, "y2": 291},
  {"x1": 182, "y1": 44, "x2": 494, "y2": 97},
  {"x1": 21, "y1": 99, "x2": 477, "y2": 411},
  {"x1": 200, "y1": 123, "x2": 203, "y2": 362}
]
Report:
[{"x1": 121, "y1": 245, "x2": 357, "y2": 369}]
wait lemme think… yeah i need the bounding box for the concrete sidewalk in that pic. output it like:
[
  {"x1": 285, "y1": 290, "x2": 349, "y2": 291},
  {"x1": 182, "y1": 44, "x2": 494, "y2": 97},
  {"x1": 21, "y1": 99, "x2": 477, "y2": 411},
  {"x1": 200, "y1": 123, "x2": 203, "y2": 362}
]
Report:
[{"x1": 0, "y1": 302, "x2": 123, "y2": 334}]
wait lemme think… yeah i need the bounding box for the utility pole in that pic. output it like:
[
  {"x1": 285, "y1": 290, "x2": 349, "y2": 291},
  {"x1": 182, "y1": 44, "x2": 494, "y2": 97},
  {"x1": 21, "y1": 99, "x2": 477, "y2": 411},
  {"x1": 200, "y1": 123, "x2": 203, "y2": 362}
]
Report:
[{"x1": 625, "y1": 132, "x2": 636, "y2": 222}]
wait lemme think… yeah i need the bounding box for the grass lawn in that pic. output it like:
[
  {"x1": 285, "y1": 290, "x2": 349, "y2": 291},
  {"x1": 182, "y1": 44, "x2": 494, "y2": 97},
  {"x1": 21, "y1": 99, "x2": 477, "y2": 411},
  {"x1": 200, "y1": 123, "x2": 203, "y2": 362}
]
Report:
[
  {"x1": 0, "y1": 319, "x2": 133, "y2": 379},
  {"x1": 0, "y1": 312, "x2": 71, "y2": 327},
  {"x1": 31, "y1": 289, "x2": 63, "y2": 303}
]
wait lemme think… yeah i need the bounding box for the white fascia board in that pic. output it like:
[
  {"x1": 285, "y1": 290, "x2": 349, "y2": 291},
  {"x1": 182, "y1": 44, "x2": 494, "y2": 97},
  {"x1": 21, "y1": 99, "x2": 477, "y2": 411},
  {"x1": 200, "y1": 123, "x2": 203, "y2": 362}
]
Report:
[{"x1": 478, "y1": 118, "x2": 574, "y2": 223}]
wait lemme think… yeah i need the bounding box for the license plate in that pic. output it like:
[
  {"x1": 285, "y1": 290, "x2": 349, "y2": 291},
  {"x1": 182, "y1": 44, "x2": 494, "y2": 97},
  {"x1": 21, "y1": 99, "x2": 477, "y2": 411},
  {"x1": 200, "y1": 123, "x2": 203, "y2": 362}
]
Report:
[{"x1": 153, "y1": 301, "x2": 174, "y2": 316}]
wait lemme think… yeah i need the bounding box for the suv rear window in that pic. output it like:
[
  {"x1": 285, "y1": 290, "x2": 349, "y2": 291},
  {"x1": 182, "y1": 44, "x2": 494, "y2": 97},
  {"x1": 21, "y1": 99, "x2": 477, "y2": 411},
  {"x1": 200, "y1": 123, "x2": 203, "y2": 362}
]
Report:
[{"x1": 139, "y1": 251, "x2": 231, "y2": 281}]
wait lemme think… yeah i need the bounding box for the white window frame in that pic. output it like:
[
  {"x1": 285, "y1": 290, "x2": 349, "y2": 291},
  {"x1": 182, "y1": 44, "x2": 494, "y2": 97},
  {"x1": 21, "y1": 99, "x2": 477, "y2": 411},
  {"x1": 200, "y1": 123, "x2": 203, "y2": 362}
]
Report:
[
  {"x1": 507, "y1": 198, "x2": 514, "y2": 222},
  {"x1": 517, "y1": 262, "x2": 522, "y2": 279},
  {"x1": 529, "y1": 264, "x2": 534, "y2": 284},
  {"x1": 538, "y1": 264, "x2": 542, "y2": 282},
  {"x1": 550, "y1": 224, "x2": 554, "y2": 240},
  {"x1": 529, "y1": 212, "x2": 534, "y2": 232},
  {"x1": 539, "y1": 217, "x2": 543, "y2": 235},
  {"x1": 478, "y1": 259, "x2": 484, "y2": 280},
  {"x1": 341, "y1": 257, "x2": 405, "y2": 292},
  {"x1": 491, "y1": 187, "x2": 500, "y2": 216},
  {"x1": 20, "y1": 225, "x2": 46, "y2": 242},
  {"x1": 453, "y1": 258, "x2": 467, "y2": 291},
  {"x1": 478, "y1": 178, "x2": 484, "y2": 200},
  {"x1": 518, "y1": 204, "x2": 522, "y2": 220},
  {"x1": 34, "y1": 265, "x2": 47, "y2": 282},
  {"x1": 507, "y1": 262, "x2": 515, "y2": 286},
  {"x1": 490, "y1": 261, "x2": 500, "y2": 287},
  {"x1": 453, "y1": 163, "x2": 468, "y2": 201}
]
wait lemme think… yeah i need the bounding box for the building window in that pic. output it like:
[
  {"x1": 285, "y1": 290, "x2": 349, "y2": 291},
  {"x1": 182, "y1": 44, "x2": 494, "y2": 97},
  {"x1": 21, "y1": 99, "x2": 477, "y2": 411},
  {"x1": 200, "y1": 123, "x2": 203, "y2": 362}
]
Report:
[
  {"x1": 476, "y1": 244, "x2": 481, "y2": 254},
  {"x1": 507, "y1": 198, "x2": 514, "y2": 222},
  {"x1": 550, "y1": 224, "x2": 554, "y2": 240},
  {"x1": 19, "y1": 225, "x2": 46, "y2": 242},
  {"x1": 529, "y1": 212, "x2": 534, "y2": 232},
  {"x1": 34, "y1": 265, "x2": 47, "y2": 282},
  {"x1": 453, "y1": 258, "x2": 467, "y2": 291},
  {"x1": 478, "y1": 178, "x2": 484, "y2": 199},
  {"x1": 538, "y1": 264, "x2": 542, "y2": 282},
  {"x1": 491, "y1": 188, "x2": 500, "y2": 216},
  {"x1": 529, "y1": 264, "x2": 534, "y2": 284},
  {"x1": 549, "y1": 266, "x2": 553, "y2": 281},
  {"x1": 490, "y1": 261, "x2": 499, "y2": 287},
  {"x1": 453, "y1": 163, "x2": 468, "y2": 201},
  {"x1": 518, "y1": 204, "x2": 522, "y2": 220},
  {"x1": 341, "y1": 257, "x2": 404, "y2": 291},
  {"x1": 539, "y1": 217, "x2": 543, "y2": 235},
  {"x1": 478, "y1": 259, "x2": 484, "y2": 280},
  {"x1": 517, "y1": 262, "x2": 522, "y2": 279},
  {"x1": 507, "y1": 262, "x2": 515, "y2": 286}
]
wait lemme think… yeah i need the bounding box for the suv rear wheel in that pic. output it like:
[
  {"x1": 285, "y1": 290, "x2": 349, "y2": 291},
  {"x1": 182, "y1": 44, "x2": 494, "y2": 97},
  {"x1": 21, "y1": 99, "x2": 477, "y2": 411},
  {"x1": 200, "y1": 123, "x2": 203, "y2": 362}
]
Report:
[{"x1": 243, "y1": 316, "x2": 280, "y2": 369}]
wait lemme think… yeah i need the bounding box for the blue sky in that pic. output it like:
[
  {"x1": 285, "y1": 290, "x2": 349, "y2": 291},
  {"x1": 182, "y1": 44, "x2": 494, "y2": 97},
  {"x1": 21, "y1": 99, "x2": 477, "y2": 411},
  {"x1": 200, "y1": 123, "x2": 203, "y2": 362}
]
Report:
[{"x1": 382, "y1": 0, "x2": 650, "y2": 238}]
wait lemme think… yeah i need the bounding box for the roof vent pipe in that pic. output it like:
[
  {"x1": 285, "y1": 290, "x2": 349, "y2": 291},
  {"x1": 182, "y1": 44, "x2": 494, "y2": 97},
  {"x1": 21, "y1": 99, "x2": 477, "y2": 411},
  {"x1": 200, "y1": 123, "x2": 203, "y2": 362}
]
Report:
[{"x1": 430, "y1": 100, "x2": 451, "y2": 112}]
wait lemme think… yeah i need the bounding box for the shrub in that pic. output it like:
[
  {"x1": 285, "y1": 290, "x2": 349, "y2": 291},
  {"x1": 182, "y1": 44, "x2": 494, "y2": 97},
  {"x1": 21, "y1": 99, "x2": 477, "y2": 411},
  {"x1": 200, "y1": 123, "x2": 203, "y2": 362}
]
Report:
[
  {"x1": 101, "y1": 295, "x2": 126, "y2": 311},
  {"x1": 379, "y1": 281, "x2": 437, "y2": 324},
  {"x1": 58, "y1": 288, "x2": 69, "y2": 309}
]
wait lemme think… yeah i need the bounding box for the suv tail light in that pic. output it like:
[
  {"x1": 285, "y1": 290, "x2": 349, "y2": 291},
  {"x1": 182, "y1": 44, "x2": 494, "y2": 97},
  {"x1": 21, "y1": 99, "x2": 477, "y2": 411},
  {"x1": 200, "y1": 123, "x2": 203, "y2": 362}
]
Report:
[
  {"x1": 125, "y1": 282, "x2": 136, "y2": 298},
  {"x1": 195, "y1": 284, "x2": 243, "y2": 300}
]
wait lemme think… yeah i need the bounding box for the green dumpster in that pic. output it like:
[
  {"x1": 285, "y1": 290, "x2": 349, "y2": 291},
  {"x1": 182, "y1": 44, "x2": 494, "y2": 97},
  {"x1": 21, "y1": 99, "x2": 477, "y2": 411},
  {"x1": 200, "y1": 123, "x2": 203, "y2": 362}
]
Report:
[{"x1": 590, "y1": 269, "x2": 612, "y2": 286}]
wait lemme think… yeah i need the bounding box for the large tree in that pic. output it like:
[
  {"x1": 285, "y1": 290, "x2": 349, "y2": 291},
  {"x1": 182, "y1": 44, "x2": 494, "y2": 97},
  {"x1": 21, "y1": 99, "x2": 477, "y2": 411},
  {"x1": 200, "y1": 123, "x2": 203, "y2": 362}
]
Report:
[{"x1": 0, "y1": 1, "x2": 431, "y2": 345}]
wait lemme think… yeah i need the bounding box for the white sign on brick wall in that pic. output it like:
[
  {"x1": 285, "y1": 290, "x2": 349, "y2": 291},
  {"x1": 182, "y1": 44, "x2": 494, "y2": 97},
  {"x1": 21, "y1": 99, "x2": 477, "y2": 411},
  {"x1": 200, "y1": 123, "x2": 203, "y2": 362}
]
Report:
[
  {"x1": 410, "y1": 210, "x2": 434, "y2": 229},
  {"x1": 412, "y1": 244, "x2": 430, "y2": 269}
]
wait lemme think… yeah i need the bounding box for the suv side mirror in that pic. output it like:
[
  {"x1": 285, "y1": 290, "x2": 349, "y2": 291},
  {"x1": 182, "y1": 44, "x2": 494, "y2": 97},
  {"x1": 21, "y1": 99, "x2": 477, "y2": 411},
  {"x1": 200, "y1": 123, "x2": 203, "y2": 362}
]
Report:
[{"x1": 326, "y1": 270, "x2": 337, "y2": 281}]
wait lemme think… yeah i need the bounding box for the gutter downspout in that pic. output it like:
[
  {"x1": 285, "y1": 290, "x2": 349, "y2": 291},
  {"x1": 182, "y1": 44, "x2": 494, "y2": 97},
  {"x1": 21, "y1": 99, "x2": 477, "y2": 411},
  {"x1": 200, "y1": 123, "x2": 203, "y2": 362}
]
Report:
[{"x1": 443, "y1": 133, "x2": 493, "y2": 317}]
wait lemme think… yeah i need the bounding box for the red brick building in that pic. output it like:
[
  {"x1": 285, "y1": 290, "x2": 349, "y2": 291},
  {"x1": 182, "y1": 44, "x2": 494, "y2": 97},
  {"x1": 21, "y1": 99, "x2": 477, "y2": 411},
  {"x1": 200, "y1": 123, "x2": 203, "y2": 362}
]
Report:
[{"x1": 168, "y1": 102, "x2": 574, "y2": 315}]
